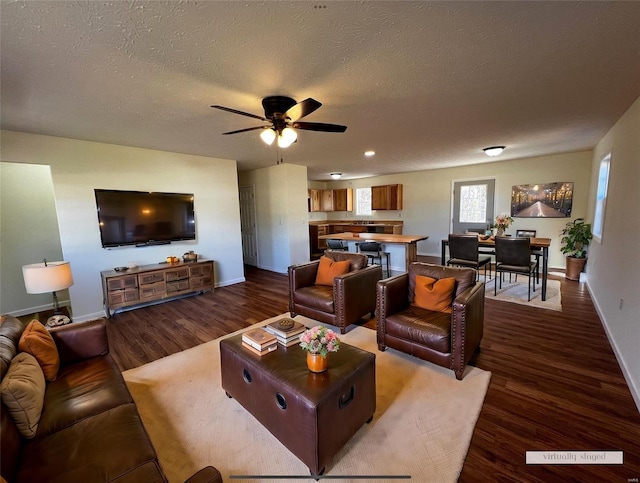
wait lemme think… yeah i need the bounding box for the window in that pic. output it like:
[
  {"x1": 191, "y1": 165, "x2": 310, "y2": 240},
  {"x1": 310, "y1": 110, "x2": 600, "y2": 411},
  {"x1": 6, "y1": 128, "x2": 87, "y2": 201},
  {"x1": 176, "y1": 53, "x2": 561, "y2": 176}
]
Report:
[
  {"x1": 459, "y1": 184, "x2": 488, "y2": 223},
  {"x1": 356, "y1": 187, "x2": 371, "y2": 216},
  {"x1": 452, "y1": 179, "x2": 495, "y2": 234},
  {"x1": 593, "y1": 153, "x2": 610, "y2": 242}
]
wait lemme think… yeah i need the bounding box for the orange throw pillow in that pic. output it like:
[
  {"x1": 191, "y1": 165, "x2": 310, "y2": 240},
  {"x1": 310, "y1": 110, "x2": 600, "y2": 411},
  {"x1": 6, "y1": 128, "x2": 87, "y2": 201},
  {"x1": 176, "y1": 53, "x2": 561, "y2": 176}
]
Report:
[
  {"x1": 18, "y1": 320, "x2": 60, "y2": 381},
  {"x1": 412, "y1": 275, "x2": 456, "y2": 313},
  {"x1": 315, "y1": 256, "x2": 351, "y2": 286}
]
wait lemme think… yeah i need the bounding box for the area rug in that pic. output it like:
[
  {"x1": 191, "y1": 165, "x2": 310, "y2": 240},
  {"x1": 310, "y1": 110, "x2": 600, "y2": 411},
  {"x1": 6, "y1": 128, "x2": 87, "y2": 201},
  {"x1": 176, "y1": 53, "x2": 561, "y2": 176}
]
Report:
[
  {"x1": 482, "y1": 276, "x2": 562, "y2": 312},
  {"x1": 123, "y1": 314, "x2": 491, "y2": 482}
]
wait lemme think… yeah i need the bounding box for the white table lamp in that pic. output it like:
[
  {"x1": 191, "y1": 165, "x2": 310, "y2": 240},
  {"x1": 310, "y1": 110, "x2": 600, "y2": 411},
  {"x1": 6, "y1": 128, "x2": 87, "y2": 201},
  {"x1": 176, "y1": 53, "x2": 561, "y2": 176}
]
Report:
[{"x1": 22, "y1": 260, "x2": 74, "y2": 324}]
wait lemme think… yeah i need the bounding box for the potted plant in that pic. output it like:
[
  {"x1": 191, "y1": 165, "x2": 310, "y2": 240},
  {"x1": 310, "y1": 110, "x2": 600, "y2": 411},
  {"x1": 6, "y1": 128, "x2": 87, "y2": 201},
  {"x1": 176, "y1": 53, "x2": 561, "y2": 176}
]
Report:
[{"x1": 560, "y1": 218, "x2": 593, "y2": 280}]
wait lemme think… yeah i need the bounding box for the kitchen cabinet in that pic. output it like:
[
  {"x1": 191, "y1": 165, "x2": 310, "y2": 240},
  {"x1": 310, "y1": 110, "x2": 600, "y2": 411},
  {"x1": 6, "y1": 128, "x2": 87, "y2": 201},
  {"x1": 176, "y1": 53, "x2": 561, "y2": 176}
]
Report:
[
  {"x1": 309, "y1": 189, "x2": 322, "y2": 212},
  {"x1": 309, "y1": 224, "x2": 329, "y2": 255},
  {"x1": 308, "y1": 188, "x2": 353, "y2": 212},
  {"x1": 371, "y1": 184, "x2": 403, "y2": 210},
  {"x1": 322, "y1": 190, "x2": 334, "y2": 211},
  {"x1": 332, "y1": 189, "x2": 353, "y2": 212}
]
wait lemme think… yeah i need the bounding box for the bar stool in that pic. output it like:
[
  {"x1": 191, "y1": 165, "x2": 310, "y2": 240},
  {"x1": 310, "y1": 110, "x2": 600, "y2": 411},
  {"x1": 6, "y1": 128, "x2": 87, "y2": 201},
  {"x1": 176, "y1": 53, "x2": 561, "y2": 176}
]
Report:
[{"x1": 357, "y1": 241, "x2": 391, "y2": 278}]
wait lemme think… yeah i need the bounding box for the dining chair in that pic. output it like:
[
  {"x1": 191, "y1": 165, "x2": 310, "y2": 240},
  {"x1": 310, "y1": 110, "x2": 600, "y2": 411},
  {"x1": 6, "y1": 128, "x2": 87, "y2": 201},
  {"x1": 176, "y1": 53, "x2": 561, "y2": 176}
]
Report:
[
  {"x1": 357, "y1": 241, "x2": 391, "y2": 278},
  {"x1": 326, "y1": 239, "x2": 349, "y2": 251},
  {"x1": 494, "y1": 236, "x2": 538, "y2": 301},
  {"x1": 515, "y1": 229, "x2": 541, "y2": 283},
  {"x1": 447, "y1": 234, "x2": 492, "y2": 281}
]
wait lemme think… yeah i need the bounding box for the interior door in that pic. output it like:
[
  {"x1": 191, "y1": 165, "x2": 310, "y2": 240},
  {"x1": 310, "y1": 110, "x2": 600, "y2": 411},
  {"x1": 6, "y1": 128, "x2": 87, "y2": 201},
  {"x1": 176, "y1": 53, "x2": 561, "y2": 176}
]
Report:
[
  {"x1": 239, "y1": 185, "x2": 258, "y2": 266},
  {"x1": 452, "y1": 179, "x2": 495, "y2": 234}
]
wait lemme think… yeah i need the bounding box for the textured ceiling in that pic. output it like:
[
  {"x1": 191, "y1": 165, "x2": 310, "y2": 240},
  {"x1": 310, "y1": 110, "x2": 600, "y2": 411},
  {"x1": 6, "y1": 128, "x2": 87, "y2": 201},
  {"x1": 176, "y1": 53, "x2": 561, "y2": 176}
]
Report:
[{"x1": 2, "y1": 1, "x2": 640, "y2": 180}]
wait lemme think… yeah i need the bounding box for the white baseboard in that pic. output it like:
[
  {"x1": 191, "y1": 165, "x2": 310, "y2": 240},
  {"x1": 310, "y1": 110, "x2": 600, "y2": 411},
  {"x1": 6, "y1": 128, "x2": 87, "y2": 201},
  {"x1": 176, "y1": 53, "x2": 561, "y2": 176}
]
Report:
[
  {"x1": 256, "y1": 264, "x2": 288, "y2": 274},
  {"x1": 6, "y1": 300, "x2": 71, "y2": 318},
  {"x1": 586, "y1": 278, "x2": 640, "y2": 412},
  {"x1": 215, "y1": 277, "x2": 246, "y2": 287}
]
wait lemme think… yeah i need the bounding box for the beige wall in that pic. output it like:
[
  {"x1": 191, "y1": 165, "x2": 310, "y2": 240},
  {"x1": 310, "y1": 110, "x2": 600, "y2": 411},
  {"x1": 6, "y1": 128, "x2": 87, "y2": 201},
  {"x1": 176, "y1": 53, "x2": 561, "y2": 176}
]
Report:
[
  {"x1": 587, "y1": 96, "x2": 640, "y2": 410},
  {"x1": 1, "y1": 131, "x2": 245, "y2": 321},
  {"x1": 0, "y1": 163, "x2": 67, "y2": 314},
  {"x1": 238, "y1": 163, "x2": 309, "y2": 273},
  {"x1": 324, "y1": 150, "x2": 592, "y2": 269}
]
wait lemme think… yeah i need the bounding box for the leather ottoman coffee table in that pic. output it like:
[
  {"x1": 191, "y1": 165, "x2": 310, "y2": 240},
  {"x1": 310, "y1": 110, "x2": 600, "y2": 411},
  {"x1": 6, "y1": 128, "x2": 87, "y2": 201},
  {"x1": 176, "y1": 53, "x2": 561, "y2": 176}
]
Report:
[{"x1": 220, "y1": 332, "x2": 376, "y2": 476}]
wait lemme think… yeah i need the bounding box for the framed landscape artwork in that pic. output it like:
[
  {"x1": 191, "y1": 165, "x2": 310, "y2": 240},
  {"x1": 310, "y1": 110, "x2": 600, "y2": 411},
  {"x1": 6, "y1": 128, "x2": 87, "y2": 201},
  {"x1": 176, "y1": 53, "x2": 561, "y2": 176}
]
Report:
[{"x1": 511, "y1": 182, "x2": 573, "y2": 218}]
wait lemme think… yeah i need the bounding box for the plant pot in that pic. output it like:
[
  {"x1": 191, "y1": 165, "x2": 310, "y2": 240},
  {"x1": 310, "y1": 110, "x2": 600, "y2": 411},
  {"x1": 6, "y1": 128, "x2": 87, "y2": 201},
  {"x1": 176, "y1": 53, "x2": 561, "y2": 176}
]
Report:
[
  {"x1": 565, "y1": 256, "x2": 587, "y2": 281},
  {"x1": 307, "y1": 352, "x2": 329, "y2": 373}
]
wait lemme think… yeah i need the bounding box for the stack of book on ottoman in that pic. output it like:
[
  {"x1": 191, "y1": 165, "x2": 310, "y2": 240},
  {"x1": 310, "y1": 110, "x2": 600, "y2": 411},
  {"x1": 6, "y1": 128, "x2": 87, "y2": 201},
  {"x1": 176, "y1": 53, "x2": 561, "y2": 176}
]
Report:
[
  {"x1": 264, "y1": 318, "x2": 306, "y2": 347},
  {"x1": 241, "y1": 328, "x2": 277, "y2": 356}
]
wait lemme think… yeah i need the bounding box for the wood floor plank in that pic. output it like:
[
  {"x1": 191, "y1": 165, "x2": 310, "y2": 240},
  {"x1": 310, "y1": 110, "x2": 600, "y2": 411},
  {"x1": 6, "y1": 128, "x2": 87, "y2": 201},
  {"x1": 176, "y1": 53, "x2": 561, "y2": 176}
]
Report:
[{"x1": 104, "y1": 263, "x2": 640, "y2": 481}]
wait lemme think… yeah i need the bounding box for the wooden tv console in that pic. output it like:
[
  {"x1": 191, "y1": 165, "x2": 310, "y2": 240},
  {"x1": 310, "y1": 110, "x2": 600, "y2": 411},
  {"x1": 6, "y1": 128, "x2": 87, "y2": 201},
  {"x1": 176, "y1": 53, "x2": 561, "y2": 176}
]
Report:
[{"x1": 101, "y1": 260, "x2": 214, "y2": 317}]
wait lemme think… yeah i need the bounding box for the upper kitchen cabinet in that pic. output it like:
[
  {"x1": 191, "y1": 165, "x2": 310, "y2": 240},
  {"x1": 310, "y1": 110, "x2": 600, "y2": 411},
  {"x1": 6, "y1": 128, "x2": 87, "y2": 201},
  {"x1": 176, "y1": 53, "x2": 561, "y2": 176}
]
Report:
[
  {"x1": 308, "y1": 188, "x2": 353, "y2": 212},
  {"x1": 333, "y1": 188, "x2": 353, "y2": 212},
  {"x1": 321, "y1": 190, "x2": 334, "y2": 211},
  {"x1": 371, "y1": 184, "x2": 403, "y2": 210},
  {"x1": 309, "y1": 189, "x2": 322, "y2": 212}
]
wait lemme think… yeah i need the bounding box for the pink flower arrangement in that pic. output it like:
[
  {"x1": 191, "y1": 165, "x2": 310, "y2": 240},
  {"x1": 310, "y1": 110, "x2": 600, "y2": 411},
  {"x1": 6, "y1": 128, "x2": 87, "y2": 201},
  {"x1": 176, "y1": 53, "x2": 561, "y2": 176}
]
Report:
[
  {"x1": 299, "y1": 325, "x2": 340, "y2": 357},
  {"x1": 493, "y1": 214, "x2": 514, "y2": 231}
]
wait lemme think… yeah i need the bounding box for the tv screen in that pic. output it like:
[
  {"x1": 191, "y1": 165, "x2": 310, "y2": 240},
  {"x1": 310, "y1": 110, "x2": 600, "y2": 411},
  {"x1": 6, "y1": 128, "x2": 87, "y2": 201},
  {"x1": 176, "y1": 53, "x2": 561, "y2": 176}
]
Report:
[{"x1": 94, "y1": 189, "x2": 196, "y2": 247}]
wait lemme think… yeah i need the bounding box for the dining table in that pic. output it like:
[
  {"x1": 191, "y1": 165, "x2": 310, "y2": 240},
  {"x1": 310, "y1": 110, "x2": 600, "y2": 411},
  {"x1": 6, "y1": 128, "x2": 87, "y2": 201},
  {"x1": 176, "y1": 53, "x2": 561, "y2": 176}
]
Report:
[
  {"x1": 441, "y1": 236, "x2": 553, "y2": 301},
  {"x1": 319, "y1": 232, "x2": 429, "y2": 273}
]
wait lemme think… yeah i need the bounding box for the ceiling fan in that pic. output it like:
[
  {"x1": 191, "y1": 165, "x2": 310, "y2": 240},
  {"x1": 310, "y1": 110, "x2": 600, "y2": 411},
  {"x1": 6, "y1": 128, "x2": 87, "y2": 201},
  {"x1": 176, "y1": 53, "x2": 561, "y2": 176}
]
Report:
[{"x1": 211, "y1": 96, "x2": 347, "y2": 148}]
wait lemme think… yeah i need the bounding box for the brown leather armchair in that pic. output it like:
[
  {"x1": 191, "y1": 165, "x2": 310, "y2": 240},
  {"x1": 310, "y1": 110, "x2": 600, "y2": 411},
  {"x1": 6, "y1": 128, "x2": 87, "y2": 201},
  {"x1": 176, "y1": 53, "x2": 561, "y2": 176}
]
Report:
[
  {"x1": 289, "y1": 251, "x2": 382, "y2": 333},
  {"x1": 376, "y1": 263, "x2": 485, "y2": 380}
]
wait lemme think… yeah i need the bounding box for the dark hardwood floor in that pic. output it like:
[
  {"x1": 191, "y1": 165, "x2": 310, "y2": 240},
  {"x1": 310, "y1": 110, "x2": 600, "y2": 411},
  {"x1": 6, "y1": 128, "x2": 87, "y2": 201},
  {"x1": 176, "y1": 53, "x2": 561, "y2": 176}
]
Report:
[{"x1": 105, "y1": 263, "x2": 640, "y2": 482}]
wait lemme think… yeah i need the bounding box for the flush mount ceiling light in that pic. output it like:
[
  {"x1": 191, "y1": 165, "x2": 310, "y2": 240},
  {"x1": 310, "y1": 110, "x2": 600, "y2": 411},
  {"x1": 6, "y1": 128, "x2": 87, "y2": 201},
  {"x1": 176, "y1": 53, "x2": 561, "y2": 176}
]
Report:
[
  {"x1": 483, "y1": 146, "x2": 505, "y2": 157},
  {"x1": 330, "y1": 173, "x2": 342, "y2": 179},
  {"x1": 364, "y1": 150, "x2": 375, "y2": 157}
]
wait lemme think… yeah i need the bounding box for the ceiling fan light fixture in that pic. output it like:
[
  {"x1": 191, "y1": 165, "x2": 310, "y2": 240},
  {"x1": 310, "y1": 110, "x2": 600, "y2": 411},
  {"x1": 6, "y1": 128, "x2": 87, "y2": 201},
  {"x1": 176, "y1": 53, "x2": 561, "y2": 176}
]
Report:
[
  {"x1": 277, "y1": 127, "x2": 297, "y2": 148},
  {"x1": 483, "y1": 146, "x2": 505, "y2": 157},
  {"x1": 260, "y1": 128, "x2": 276, "y2": 145},
  {"x1": 330, "y1": 172, "x2": 342, "y2": 180}
]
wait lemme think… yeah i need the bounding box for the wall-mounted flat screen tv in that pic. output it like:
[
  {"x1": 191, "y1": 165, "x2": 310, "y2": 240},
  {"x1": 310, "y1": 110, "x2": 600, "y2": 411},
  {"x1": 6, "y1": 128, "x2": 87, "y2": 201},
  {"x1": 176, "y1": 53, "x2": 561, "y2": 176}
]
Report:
[{"x1": 94, "y1": 189, "x2": 196, "y2": 248}]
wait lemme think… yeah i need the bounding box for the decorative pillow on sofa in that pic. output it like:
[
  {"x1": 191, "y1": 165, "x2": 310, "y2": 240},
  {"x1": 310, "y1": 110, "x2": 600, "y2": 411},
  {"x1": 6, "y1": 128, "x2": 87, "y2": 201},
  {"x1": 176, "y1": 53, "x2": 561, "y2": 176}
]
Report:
[
  {"x1": 315, "y1": 256, "x2": 351, "y2": 286},
  {"x1": 1, "y1": 352, "x2": 46, "y2": 438},
  {"x1": 412, "y1": 275, "x2": 456, "y2": 313},
  {"x1": 18, "y1": 320, "x2": 60, "y2": 381}
]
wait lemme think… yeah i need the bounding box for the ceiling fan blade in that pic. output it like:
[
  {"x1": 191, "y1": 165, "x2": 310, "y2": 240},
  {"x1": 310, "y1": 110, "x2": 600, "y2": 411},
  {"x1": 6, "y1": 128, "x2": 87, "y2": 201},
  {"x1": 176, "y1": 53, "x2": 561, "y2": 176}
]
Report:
[
  {"x1": 292, "y1": 121, "x2": 347, "y2": 133},
  {"x1": 222, "y1": 126, "x2": 267, "y2": 135},
  {"x1": 211, "y1": 105, "x2": 267, "y2": 121},
  {"x1": 285, "y1": 98, "x2": 322, "y2": 122}
]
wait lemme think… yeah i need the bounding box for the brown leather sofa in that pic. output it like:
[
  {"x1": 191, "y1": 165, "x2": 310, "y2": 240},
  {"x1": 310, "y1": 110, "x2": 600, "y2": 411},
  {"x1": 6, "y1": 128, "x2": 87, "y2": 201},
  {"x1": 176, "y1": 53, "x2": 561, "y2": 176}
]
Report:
[
  {"x1": 289, "y1": 251, "x2": 382, "y2": 333},
  {"x1": 376, "y1": 263, "x2": 485, "y2": 380},
  {"x1": 0, "y1": 315, "x2": 222, "y2": 483}
]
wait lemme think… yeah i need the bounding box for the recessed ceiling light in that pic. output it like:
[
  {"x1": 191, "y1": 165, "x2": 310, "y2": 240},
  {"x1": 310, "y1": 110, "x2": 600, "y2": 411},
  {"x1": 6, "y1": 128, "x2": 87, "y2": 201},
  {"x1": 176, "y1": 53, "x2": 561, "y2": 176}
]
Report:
[
  {"x1": 330, "y1": 172, "x2": 342, "y2": 179},
  {"x1": 483, "y1": 146, "x2": 505, "y2": 157},
  {"x1": 364, "y1": 150, "x2": 375, "y2": 157}
]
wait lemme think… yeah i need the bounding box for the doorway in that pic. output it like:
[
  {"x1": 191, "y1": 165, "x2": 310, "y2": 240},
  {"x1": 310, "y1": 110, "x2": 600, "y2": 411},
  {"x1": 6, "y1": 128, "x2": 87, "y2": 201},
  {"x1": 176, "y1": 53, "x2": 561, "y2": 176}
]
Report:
[
  {"x1": 239, "y1": 185, "x2": 258, "y2": 266},
  {"x1": 452, "y1": 178, "x2": 496, "y2": 234}
]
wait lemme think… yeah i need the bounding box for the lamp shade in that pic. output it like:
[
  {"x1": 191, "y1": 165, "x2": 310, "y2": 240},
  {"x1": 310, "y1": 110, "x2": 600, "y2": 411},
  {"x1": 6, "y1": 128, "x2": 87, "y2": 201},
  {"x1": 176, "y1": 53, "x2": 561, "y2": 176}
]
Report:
[
  {"x1": 277, "y1": 127, "x2": 297, "y2": 148},
  {"x1": 260, "y1": 128, "x2": 276, "y2": 145},
  {"x1": 22, "y1": 261, "x2": 74, "y2": 294}
]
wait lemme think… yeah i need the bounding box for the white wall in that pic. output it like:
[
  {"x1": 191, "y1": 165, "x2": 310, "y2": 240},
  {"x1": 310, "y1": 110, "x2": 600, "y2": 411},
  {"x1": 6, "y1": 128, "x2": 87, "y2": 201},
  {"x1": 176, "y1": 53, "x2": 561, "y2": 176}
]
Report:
[
  {"x1": 325, "y1": 151, "x2": 592, "y2": 269},
  {"x1": 0, "y1": 163, "x2": 68, "y2": 313},
  {"x1": 1, "y1": 131, "x2": 245, "y2": 322},
  {"x1": 239, "y1": 163, "x2": 309, "y2": 273},
  {"x1": 586, "y1": 96, "x2": 640, "y2": 410}
]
